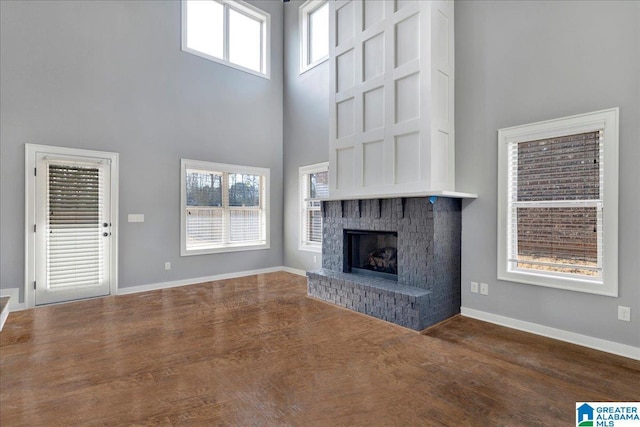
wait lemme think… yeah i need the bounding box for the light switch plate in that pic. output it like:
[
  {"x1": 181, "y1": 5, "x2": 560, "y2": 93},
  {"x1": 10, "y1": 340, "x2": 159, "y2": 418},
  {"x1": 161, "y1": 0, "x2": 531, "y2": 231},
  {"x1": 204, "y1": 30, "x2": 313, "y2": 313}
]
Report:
[
  {"x1": 480, "y1": 283, "x2": 489, "y2": 295},
  {"x1": 128, "y1": 214, "x2": 144, "y2": 223}
]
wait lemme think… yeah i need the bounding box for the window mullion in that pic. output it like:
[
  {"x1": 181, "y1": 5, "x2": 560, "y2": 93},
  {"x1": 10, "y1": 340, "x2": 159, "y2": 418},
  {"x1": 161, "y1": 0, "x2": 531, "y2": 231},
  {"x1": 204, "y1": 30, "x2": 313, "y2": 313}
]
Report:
[
  {"x1": 223, "y1": 3, "x2": 230, "y2": 62},
  {"x1": 222, "y1": 172, "x2": 230, "y2": 244}
]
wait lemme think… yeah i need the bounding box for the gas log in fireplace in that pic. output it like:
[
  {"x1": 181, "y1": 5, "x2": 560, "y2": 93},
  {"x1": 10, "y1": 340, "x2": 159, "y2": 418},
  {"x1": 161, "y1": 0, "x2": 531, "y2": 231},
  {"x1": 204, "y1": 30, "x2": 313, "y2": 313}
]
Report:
[{"x1": 344, "y1": 230, "x2": 398, "y2": 280}]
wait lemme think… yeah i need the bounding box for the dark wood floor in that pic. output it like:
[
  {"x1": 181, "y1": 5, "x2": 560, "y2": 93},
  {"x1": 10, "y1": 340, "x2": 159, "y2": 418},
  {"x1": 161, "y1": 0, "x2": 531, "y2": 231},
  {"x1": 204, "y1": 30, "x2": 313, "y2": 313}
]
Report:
[{"x1": 1, "y1": 272, "x2": 638, "y2": 426}]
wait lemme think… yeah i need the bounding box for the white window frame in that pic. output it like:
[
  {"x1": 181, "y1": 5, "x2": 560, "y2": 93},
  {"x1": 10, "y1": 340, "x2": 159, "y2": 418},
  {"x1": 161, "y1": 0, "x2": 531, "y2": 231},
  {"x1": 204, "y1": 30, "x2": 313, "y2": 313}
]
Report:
[
  {"x1": 497, "y1": 108, "x2": 619, "y2": 296},
  {"x1": 181, "y1": 159, "x2": 270, "y2": 256},
  {"x1": 25, "y1": 144, "x2": 119, "y2": 309},
  {"x1": 181, "y1": 0, "x2": 271, "y2": 79},
  {"x1": 299, "y1": 0, "x2": 329, "y2": 74},
  {"x1": 299, "y1": 162, "x2": 329, "y2": 252}
]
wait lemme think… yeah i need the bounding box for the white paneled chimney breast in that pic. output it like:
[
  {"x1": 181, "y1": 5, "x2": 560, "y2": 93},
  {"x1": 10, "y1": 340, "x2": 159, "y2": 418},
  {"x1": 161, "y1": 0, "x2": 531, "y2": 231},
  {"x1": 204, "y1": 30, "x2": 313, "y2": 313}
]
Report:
[{"x1": 329, "y1": 0, "x2": 469, "y2": 199}]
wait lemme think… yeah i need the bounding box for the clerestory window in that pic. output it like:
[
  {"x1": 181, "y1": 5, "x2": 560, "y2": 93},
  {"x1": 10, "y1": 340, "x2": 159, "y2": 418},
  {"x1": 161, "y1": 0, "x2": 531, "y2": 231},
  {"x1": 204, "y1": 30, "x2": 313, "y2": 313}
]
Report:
[
  {"x1": 182, "y1": 0, "x2": 271, "y2": 78},
  {"x1": 300, "y1": 0, "x2": 329, "y2": 73}
]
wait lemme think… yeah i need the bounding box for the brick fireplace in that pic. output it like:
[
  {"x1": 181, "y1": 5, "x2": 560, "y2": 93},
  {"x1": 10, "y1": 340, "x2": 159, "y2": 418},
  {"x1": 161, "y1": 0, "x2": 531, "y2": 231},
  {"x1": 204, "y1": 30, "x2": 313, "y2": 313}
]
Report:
[{"x1": 307, "y1": 197, "x2": 461, "y2": 330}]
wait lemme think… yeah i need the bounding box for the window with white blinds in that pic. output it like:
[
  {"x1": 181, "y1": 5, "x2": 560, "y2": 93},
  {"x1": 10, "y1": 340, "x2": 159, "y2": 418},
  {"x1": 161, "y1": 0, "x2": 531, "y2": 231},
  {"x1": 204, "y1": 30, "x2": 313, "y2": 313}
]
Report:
[
  {"x1": 497, "y1": 108, "x2": 619, "y2": 296},
  {"x1": 47, "y1": 163, "x2": 104, "y2": 288},
  {"x1": 181, "y1": 159, "x2": 269, "y2": 255},
  {"x1": 300, "y1": 162, "x2": 329, "y2": 252}
]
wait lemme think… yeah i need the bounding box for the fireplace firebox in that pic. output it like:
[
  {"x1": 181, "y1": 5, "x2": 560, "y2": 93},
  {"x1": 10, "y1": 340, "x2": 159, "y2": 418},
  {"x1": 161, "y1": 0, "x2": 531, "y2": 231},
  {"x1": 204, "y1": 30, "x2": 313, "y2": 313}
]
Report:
[{"x1": 344, "y1": 230, "x2": 398, "y2": 281}]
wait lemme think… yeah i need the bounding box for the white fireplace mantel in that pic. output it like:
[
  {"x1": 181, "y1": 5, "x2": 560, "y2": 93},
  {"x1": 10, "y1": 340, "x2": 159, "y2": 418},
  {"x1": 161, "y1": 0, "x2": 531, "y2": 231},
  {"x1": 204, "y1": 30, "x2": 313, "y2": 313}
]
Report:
[{"x1": 317, "y1": 189, "x2": 477, "y2": 202}]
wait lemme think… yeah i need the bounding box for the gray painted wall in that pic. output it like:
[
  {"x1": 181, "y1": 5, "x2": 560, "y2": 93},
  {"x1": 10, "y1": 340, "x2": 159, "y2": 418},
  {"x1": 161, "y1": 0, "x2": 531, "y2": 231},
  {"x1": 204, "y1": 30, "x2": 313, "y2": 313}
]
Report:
[
  {"x1": 0, "y1": 0, "x2": 284, "y2": 301},
  {"x1": 282, "y1": 0, "x2": 330, "y2": 272},
  {"x1": 2, "y1": 0, "x2": 637, "y2": 349},
  {"x1": 456, "y1": 0, "x2": 640, "y2": 347}
]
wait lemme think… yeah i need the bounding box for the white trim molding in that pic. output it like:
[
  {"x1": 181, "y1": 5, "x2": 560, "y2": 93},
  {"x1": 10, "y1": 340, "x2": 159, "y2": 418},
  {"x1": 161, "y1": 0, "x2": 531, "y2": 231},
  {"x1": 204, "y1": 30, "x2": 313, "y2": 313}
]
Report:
[
  {"x1": 181, "y1": 0, "x2": 271, "y2": 79},
  {"x1": 0, "y1": 288, "x2": 26, "y2": 312},
  {"x1": 25, "y1": 144, "x2": 119, "y2": 310},
  {"x1": 461, "y1": 307, "x2": 640, "y2": 361},
  {"x1": 281, "y1": 266, "x2": 307, "y2": 277},
  {"x1": 180, "y1": 159, "x2": 270, "y2": 256},
  {"x1": 299, "y1": 0, "x2": 329, "y2": 74},
  {"x1": 299, "y1": 161, "x2": 329, "y2": 253},
  {"x1": 497, "y1": 108, "x2": 619, "y2": 297}
]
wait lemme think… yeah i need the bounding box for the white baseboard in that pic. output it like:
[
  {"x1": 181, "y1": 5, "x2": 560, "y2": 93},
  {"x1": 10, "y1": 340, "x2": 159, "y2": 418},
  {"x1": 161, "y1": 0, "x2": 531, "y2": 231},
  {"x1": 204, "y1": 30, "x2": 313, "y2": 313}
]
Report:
[
  {"x1": 461, "y1": 307, "x2": 640, "y2": 361},
  {"x1": 0, "y1": 268, "x2": 305, "y2": 311},
  {"x1": 281, "y1": 266, "x2": 307, "y2": 277},
  {"x1": 0, "y1": 288, "x2": 26, "y2": 312},
  {"x1": 0, "y1": 298, "x2": 9, "y2": 331},
  {"x1": 117, "y1": 266, "x2": 288, "y2": 296}
]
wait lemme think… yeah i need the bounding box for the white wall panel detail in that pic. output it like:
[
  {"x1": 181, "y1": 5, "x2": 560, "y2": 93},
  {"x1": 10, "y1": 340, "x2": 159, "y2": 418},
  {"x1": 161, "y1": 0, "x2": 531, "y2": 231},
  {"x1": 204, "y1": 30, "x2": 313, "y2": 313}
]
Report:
[
  {"x1": 431, "y1": 130, "x2": 449, "y2": 188},
  {"x1": 395, "y1": 0, "x2": 417, "y2": 13},
  {"x1": 329, "y1": 0, "x2": 455, "y2": 198},
  {"x1": 363, "y1": 33, "x2": 384, "y2": 81},
  {"x1": 363, "y1": 141, "x2": 384, "y2": 187},
  {"x1": 336, "y1": 49, "x2": 355, "y2": 92},
  {"x1": 394, "y1": 132, "x2": 420, "y2": 184},
  {"x1": 336, "y1": 147, "x2": 355, "y2": 189},
  {"x1": 336, "y1": 97, "x2": 355, "y2": 139},
  {"x1": 363, "y1": 86, "x2": 384, "y2": 132},
  {"x1": 395, "y1": 72, "x2": 419, "y2": 124},
  {"x1": 395, "y1": 13, "x2": 420, "y2": 68},
  {"x1": 434, "y1": 70, "x2": 448, "y2": 122},
  {"x1": 363, "y1": 0, "x2": 385, "y2": 31},
  {"x1": 336, "y1": 1, "x2": 355, "y2": 47},
  {"x1": 434, "y1": 9, "x2": 449, "y2": 67}
]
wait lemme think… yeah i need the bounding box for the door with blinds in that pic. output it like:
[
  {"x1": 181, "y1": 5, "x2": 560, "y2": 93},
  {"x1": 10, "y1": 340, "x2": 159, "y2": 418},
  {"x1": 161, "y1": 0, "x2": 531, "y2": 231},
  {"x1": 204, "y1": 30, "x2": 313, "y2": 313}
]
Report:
[{"x1": 33, "y1": 152, "x2": 113, "y2": 305}]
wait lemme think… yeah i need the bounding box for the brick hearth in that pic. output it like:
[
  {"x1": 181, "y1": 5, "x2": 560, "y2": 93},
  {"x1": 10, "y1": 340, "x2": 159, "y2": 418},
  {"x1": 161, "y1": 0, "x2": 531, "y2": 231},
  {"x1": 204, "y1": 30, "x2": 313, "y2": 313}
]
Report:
[{"x1": 307, "y1": 197, "x2": 461, "y2": 330}]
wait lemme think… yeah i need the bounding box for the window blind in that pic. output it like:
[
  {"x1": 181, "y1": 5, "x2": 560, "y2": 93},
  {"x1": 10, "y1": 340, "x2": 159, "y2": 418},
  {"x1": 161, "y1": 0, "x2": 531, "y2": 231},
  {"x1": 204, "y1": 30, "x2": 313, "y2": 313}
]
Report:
[
  {"x1": 47, "y1": 163, "x2": 103, "y2": 288},
  {"x1": 305, "y1": 171, "x2": 329, "y2": 244},
  {"x1": 507, "y1": 131, "x2": 603, "y2": 277},
  {"x1": 185, "y1": 169, "x2": 265, "y2": 250}
]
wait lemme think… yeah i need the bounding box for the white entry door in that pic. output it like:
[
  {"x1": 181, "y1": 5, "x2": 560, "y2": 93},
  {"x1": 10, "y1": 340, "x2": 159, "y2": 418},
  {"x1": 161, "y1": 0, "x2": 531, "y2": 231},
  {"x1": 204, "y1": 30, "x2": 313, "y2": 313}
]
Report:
[{"x1": 27, "y1": 145, "x2": 118, "y2": 306}]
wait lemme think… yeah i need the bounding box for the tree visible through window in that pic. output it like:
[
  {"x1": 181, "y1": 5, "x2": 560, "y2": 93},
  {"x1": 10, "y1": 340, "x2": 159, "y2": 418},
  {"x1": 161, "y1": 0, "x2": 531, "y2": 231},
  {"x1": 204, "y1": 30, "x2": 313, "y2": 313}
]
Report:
[{"x1": 181, "y1": 160, "x2": 269, "y2": 255}]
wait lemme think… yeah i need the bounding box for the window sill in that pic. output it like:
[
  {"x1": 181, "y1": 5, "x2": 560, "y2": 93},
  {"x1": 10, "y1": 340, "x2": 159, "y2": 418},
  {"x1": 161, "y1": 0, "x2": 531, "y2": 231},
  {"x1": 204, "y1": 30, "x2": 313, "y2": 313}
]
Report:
[
  {"x1": 299, "y1": 243, "x2": 322, "y2": 253},
  {"x1": 182, "y1": 47, "x2": 271, "y2": 80},
  {"x1": 300, "y1": 56, "x2": 329, "y2": 75},
  {"x1": 497, "y1": 269, "x2": 616, "y2": 297},
  {"x1": 182, "y1": 242, "x2": 270, "y2": 256}
]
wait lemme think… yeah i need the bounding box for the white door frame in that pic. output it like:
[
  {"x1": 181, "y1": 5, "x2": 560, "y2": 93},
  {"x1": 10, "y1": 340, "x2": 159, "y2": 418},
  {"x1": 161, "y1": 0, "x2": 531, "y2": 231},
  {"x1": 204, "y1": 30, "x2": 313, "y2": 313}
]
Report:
[{"x1": 25, "y1": 144, "x2": 119, "y2": 309}]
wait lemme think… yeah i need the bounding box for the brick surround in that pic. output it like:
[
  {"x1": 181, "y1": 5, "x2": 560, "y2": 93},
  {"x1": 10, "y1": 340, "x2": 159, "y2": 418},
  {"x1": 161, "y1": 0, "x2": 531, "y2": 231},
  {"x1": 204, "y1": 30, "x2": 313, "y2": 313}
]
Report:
[{"x1": 307, "y1": 197, "x2": 462, "y2": 330}]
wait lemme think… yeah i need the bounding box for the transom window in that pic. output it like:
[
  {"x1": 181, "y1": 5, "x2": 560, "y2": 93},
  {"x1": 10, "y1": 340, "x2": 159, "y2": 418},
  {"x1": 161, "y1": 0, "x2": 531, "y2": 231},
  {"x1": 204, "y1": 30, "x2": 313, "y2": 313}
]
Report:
[
  {"x1": 300, "y1": 162, "x2": 329, "y2": 252},
  {"x1": 182, "y1": 0, "x2": 271, "y2": 78},
  {"x1": 497, "y1": 108, "x2": 619, "y2": 296},
  {"x1": 181, "y1": 159, "x2": 270, "y2": 255},
  {"x1": 300, "y1": 0, "x2": 329, "y2": 73}
]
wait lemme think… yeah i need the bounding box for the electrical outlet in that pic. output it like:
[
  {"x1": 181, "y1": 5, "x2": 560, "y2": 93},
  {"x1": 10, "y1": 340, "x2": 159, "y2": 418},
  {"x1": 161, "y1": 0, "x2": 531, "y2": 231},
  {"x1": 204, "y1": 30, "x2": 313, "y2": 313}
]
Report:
[
  {"x1": 480, "y1": 283, "x2": 489, "y2": 295},
  {"x1": 164, "y1": 262, "x2": 171, "y2": 271},
  {"x1": 470, "y1": 281, "x2": 479, "y2": 293},
  {"x1": 618, "y1": 306, "x2": 631, "y2": 322},
  {"x1": 313, "y1": 255, "x2": 317, "y2": 263}
]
